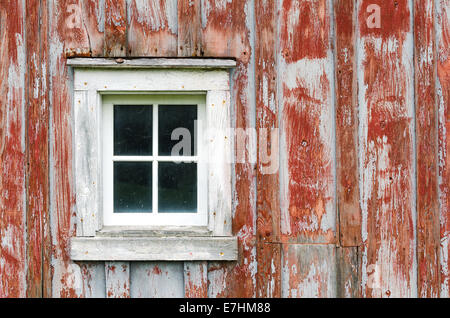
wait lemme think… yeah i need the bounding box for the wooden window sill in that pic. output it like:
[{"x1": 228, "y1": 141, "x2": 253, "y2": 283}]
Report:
[{"x1": 70, "y1": 235, "x2": 238, "y2": 261}]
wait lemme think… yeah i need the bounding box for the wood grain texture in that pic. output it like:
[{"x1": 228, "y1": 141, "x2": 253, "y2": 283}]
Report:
[
  {"x1": 279, "y1": 0, "x2": 336, "y2": 244},
  {"x1": 25, "y1": 0, "x2": 51, "y2": 298},
  {"x1": 177, "y1": 0, "x2": 202, "y2": 57},
  {"x1": 104, "y1": 0, "x2": 127, "y2": 57},
  {"x1": 127, "y1": 0, "x2": 178, "y2": 57},
  {"x1": 437, "y1": 0, "x2": 450, "y2": 298},
  {"x1": 0, "y1": 0, "x2": 26, "y2": 298},
  {"x1": 184, "y1": 261, "x2": 208, "y2": 298},
  {"x1": 130, "y1": 262, "x2": 184, "y2": 298},
  {"x1": 334, "y1": 0, "x2": 361, "y2": 247},
  {"x1": 71, "y1": 236, "x2": 238, "y2": 261},
  {"x1": 60, "y1": 0, "x2": 104, "y2": 57},
  {"x1": 48, "y1": 0, "x2": 106, "y2": 297},
  {"x1": 414, "y1": 0, "x2": 440, "y2": 298},
  {"x1": 281, "y1": 244, "x2": 336, "y2": 298},
  {"x1": 105, "y1": 262, "x2": 130, "y2": 298},
  {"x1": 336, "y1": 247, "x2": 360, "y2": 298},
  {"x1": 79, "y1": 262, "x2": 106, "y2": 298},
  {"x1": 202, "y1": 0, "x2": 257, "y2": 298},
  {"x1": 254, "y1": 0, "x2": 281, "y2": 298},
  {"x1": 358, "y1": 0, "x2": 417, "y2": 297}
]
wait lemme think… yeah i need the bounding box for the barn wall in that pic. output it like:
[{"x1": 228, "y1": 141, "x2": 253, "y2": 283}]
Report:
[{"x1": 0, "y1": 0, "x2": 449, "y2": 298}]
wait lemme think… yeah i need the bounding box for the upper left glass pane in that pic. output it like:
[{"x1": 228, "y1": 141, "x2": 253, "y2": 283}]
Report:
[{"x1": 114, "y1": 105, "x2": 152, "y2": 156}]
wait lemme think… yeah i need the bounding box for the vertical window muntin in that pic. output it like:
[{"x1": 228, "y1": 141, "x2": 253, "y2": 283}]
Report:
[{"x1": 103, "y1": 94, "x2": 207, "y2": 227}]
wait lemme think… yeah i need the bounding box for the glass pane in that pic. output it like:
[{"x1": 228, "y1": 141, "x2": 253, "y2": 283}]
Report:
[
  {"x1": 159, "y1": 105, "x2": 197, "y2": 156},
  {"x1": 114, "y1": 162, "x2": 152, "y2": 213},
  {"x1": 114, "y1": 105, "x2": 152, "y2": 156},
  {"x1": 158, "y1": 162, "x2": 197, "y2": 213}
]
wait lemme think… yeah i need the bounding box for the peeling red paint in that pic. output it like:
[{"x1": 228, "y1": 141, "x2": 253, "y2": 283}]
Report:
[
  {"x1": 414, "y1": 0, "x2": 440, "y2": 298},
  {"x1": 280, "y1": 0, "x2": 335, "y2": 244},
  {"x1": 127, "y1": 0, "x2": 177, "y2": 57},
  {"x1": 335, "y1": 0, "x2": 361, "y2": 247},
  {"x1": 255, "y1": 0, "x2": 281, "y2": 298},
  {"x1": 359, "y1": 0, "x2": 416, "y2": 297},
  {"x1": 438, "y1": 0, "x2": 450, "y2": 297},
  {"x1": 104, "y1": 0, "x2": 126, "y2": 57},
  {"x1": 0, "y1": 0, "x2": 26, "y2": 298}
]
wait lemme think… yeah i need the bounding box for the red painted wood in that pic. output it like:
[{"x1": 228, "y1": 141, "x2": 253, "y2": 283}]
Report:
[
  {"x1": 334, "y1": 0, "x2": 361, "y2": 247},
  {"x1": 104, "y1": 0, "x2": 127, "y2": 57},
  {"x1": 0, "y1": 0, "x2": 26, "y2": 298},
  {"x1": 127, "y1": 0, "x2": 178, "y2": 57},
  {"x1": 177, "y1": 0, "x2": 202, "y2": 57},
  {"x1": 279, "y1": 0, "x2": 335, "y2": 244},
  {"x1": 358, "y1": 0, "x2": 416, "y2": 297},
  {"x1": 49, "y1": 0, "x2": 104, "y2": 297},
  {"x1": 437, "y1": 0, "x2": 450, "y2": 297},
  {"x1": 184, "y1": 262, "x2": 208, "y2": 298},
  {"x1": 414, "y1": 0, "x2": 440, "y2": 298},
  {"x1": 255, "y1": 0, "x2": 281, "y2": 298},
  {"x1": 25, "y1": 0, "x2": 50, "y2": 298}
]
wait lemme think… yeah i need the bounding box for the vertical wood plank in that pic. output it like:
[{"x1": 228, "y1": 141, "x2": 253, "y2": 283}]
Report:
[
  {"x1": 437, "y1": 0, "x2": 450, "y2": 298},
  {"x1": 49, "y1": 0, "x2": 106, "y2": 297},
  {"x1": 61, "y1": 0, "x2": 104, "y2": 57},
  {"x1": 358, "y1": 0, "x2": 417, "y2": 297},
  {"x1": 184, "y1": 261, "x2": 208, "y2": 298},
  {"x1": 127, "y1": 0, "x2": 178, "y2": 57},
  {"x1": 414, "y1": 0, "x2": 440, "y2": 298},
  {"x1": 80, "y1": 262, "x2": 106, "y2": 298},
  {"x1": 202, "y1": 0, "x2": 257, "y2": 298},
  {"x1": 130, "y1": 262, "x2": 184, "y2": 298},
  {"x1": 25, "y1": 0, "x2": 50, "y2": 298},
  {"x1": 104, "y1": 0, "x2": 127, "y2": 57},
  {"x1": 74, "y1": 89, "x2": 100, "y2": 237},
  {"x1": 281, "y1": 244, "x2": 337, "y2": 298},
  {"x1": 0, "y1": 0, "x2": 26, "y2": 298},
  {"x1": 81, "y1": 0, "x2": 105, "y2": 57},
  {"x1": 177, "y1": 0, "x2": 202, "y2": 57},
  {"x1": 279, "y1": 0, "x2": 336, "y2": 244},
  {"x1": 207, "y1": 90, "x2": 232, "y2": 236},
  {"x1": 105, "y1": 262, "x2": 130, "y2": 298},
  {"x1": 254, "y1": 0, "x2": 281, "y2": 298},
  {"x1": 334, "y1": 0, "x2": 361, "y2": 247},
  {"x1": 336, "y1": 246, "x2": 360, "y2": 298}
]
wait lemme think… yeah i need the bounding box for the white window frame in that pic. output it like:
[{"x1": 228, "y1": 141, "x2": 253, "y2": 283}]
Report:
[
  {"x1": 68, "y1": 58, "x2": 237, "y2": 261},
  {"x1": 102, "y1": 94, "x2": 207, "y2": 227}
]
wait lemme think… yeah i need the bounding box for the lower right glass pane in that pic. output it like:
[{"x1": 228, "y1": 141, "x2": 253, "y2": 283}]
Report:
[{"x1": 158, "y1": 162, "x2": 197, "y2": 213}]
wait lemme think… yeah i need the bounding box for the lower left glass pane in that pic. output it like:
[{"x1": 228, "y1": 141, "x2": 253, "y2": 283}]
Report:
[{"x1": 114, "y1": 162, "x2": 152, "y2": 213}]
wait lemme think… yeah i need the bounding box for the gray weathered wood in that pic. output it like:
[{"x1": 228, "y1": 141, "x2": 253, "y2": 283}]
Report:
[
  {"x1": 206, "y1": 90, "x2": 232, "y2": 236},
  {"x1": 105, "y1": 261, "x2": 130, "y2": 298},
  {"x1": 71, "y1": 236, "x2": 238, "y2": 261},
  {"x1": 67, "y1": 57, "x2": 236, "y2": 68},
  {"x1": 74, "y1": 90, "x2": 100, "y2": 236},
  {"x1": 130, "y1": 262, "x2": 184, "y2": 298}
]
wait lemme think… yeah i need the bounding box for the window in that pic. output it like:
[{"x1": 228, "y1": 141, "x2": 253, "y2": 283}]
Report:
[
  {"x1": 68, "y1": 58, "x2": 237, "y2": 261},
  {"x1": 102, "y1": 94, "x2": 207, "y2": 227}
]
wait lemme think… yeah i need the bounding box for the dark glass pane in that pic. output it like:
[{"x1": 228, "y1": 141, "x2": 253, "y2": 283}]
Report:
[
  {"x1": 114, "y1": 162, "x2": 152, "y2": 213},
  {"x1": 158, "y1": 105, "x2": 197, "y2": 156},
  {"x1": 158, "y1": 162, "x2": 197, "y2": 212},
  {"x1": 114, "y1": 105, "x2": 152, "y2": 156}
]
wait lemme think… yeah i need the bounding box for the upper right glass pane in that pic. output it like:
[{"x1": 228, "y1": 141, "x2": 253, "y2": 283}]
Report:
[{"x1": 158, "y1": 105, "x2": 197, "y2": 156}]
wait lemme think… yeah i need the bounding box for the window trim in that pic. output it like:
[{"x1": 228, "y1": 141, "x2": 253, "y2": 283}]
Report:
[{"x1": 69, "y1": 58, "x2": 237, "y2": 261}]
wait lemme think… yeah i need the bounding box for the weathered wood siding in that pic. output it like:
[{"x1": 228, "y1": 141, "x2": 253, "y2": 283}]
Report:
[{"x1": 0, "y1": 0, "x2": 449, "y2": 298}]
